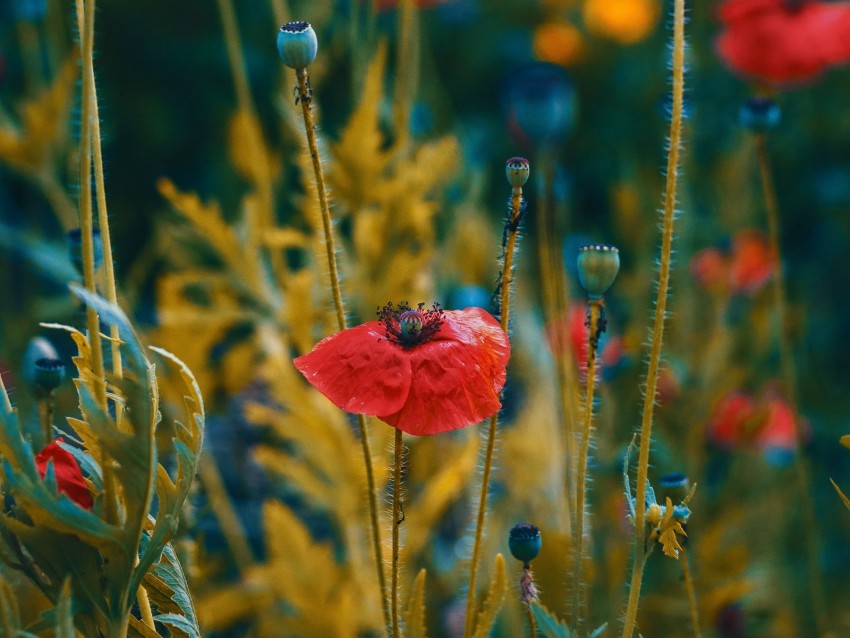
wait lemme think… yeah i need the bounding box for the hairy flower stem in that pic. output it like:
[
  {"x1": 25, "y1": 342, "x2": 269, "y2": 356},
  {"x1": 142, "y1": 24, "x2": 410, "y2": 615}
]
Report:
[
  {"x1": 621, "y1": 0, "x2": 685, "y2": 636},
  {"x1": 681, "y1": 548, "x2": 701, "y2": 638},
  {"x1": 755, "y1": 134, "x2": 830, "y2": 637},
  {"x1": 41, "y1": 391, "x2": 55, "y2": 446},
  {"x1": 463, "y1": 185, "x2": 524, "y2": 638},
  {"x1": 391, "y1": 428, "x2": 403, "y2": 638},
  {"x1": 75, "y1": 0, "x2": 106, "y2": 412},
  {"x1": 294, "y1": 67, "x2": 389, "y2": 631},
  {"x1": 574, "y1": 299, "x2": 602, "y2": 627}
]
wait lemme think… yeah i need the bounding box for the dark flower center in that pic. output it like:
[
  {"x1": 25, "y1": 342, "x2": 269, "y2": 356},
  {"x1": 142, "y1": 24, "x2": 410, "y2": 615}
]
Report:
[
  {"x1": 280, "y1": 20, "x2": 311, "y2": 33},
  {"x1": 378, "y1": 302, "x2": 444, "y2": 349}
]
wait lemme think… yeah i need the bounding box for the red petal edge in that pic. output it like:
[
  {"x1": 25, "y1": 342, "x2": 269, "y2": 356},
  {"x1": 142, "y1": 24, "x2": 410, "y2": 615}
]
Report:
[
  {"x1": 379, "y1": 308, "x2": 510, "y2": 435},
  {"x1": 35, "y1": 439, "x2": 93, "y2": 510},
  {"x1": 294, "y1": 322, "x2": 413, "y2": 417}
]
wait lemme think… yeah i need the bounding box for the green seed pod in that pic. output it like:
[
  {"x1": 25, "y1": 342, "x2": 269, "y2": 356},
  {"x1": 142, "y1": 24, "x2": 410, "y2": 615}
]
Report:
[
  {"x1": 23, "y1": 337, "x2": 59, "y2": 386},
  {"x1": 577, "y1": 244, "x2": 620, "y2": 299},
  {"x1": 32, "y1": 358, "x2": 65, "y2": 395},
  {"x1": 277, "y1": 21, "x2": 318, "y2": 70},
  {"x1": 739, "y1": 97, "x2": 780, "y2": 133},
  {"x1": 508, "y1": 523, "x2": 541, "y2": 565},
  {"x1": 505, "y1": 157, "x2": 530, "y2": 188}
]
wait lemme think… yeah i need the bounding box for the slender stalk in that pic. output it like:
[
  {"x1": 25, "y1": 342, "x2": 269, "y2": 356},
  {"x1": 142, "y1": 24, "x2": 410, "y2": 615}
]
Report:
[
  {"x1": 0, "y1": 369, "x2": 11, "y2": 414},
  {"x1": 294, "y1": 66, "x2": 389, "y2": 631},
  {"x1": 680, "y1": 548, "x2": 701, "y2": 638},
  {"x1": 621, "y1": 0, "x2": 685, "y2": 636},
  {"x1": 216, "y1": 0, "x2": 283, "y2": 293},
  {"x1": 464, "y1": 185, "x2": 524, "y2": 638},
  {"x1": 198, "y1": 452, "x2": 256, "y2": 574},
  {"x1": 754, "y1": 134, "x2": 830, "y2": 637},
  {"x1": 393, "y1": 0, "x2": 417, "y2": 151},
  {"x1": 391, "y1": 428, "x2": 403, "y2": 638},
  {"x1": 574, "y1": 299, "x2": 601, "y2": 627},
  {"x1": 74, "y1": 0, "x2": 107, "y2": 410},
  {"x1": 42, "y1": 392, "x2": 55, "y2": 445}
]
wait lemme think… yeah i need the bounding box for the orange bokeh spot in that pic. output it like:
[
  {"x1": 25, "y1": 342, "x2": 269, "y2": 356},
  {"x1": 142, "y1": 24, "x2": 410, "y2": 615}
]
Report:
[
  {"x1": 534, "y1": 21, "x2": 584, "y2": 67},
  {"x1": 583, "y1": 0, "x2": 660, "y2": 45}
]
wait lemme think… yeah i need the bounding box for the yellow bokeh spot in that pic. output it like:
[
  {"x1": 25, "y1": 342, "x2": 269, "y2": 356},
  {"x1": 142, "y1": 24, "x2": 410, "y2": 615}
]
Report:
[
  {"x1": 533, "y1": 20, "x2": 584, "y2": 67},
  {"x1": 583, "y1": 0, "x2": 660, "y2": 45}
]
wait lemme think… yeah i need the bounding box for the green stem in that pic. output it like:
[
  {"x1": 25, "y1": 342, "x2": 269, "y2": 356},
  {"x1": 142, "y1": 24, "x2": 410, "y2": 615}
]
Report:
[
  {"x1": 463, "y1": 185, "x2": 523, "y2": 638},
  {"x1": 527, "y1": 604, "x2": 538, "y2": 638},
  {"x1": 574, "y1": 299, "x2": 601, "y2": 628},
  {"x1": 74, "y1": 0, "x2": 107, "y2": 411},
  {"x1": 754, "y1": 134, "x2": 830, "y2": 637},
  {"x1": 42, "y1": 392, "x2": 55, "y2": 445},
  {"x1": 622, "y1": 0, "x2": 685, "y2": 636},
  {"x1": 391, "y1": 428, "x2": 403, "y2": 638},
  {"x1": 294, "y1": 66, "x2": 389, "y2": 632},
  {"x1": 681, "y1": 548, "x2": 701, "y2": 638}
]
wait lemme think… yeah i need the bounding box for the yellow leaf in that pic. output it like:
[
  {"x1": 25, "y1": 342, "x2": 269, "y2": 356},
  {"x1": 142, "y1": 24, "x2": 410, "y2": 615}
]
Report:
[
  {"x1": 405, "y1": 569, "x2": 428, "y2": 638},
  {"x1": 0, "y1": 57, "x2": 77, "y2": 174},
  {"x1": 831, "y1": 479, "x2": 850, "y2": 512},
  {"x1": 840, "y1": 435, "x2": 850, "y2": 451},
  {"x1": 227, "y1": 109, "x2": 280, "y2": 187},
  {"x1": 473, "y1": 554, "x2": 507, "y2": 638},
  {"x1": 331, "y1": 44, "x2": 390, "y2": 213}
]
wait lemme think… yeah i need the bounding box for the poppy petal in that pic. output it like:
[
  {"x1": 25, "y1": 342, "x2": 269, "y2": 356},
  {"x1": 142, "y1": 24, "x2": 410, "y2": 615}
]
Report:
[
  {"x1": 35, "y1": 440, "x2": 93, "y2": 510},
  {"x1": 378, "y1": 309, "x2": 510, "y2": 435},
  {"x1": 294, "y1": 322, "x2": 412, "y2": 416}
]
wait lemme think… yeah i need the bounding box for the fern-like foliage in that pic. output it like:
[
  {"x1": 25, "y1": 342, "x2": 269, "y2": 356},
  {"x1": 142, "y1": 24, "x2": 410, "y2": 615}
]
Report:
[{"x1": 0, "y1": 287, "x2": 204, "y2": 637}]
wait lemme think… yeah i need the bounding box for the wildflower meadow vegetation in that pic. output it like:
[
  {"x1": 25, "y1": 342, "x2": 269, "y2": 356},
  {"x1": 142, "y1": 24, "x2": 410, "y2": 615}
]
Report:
[{"x1": 2, "y1": 0, "x2": 850, "y2": 636}]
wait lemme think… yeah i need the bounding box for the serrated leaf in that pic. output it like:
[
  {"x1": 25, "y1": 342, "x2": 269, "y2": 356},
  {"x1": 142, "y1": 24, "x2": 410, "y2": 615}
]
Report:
[
  {"x1": 54, "y1": 578, "x2": 74, "y2": 638},
  {"x1": 530, "y1": 602, "x2": 575, "y2": 638},
  {"x1": 405, "y1": 569, "x2": 427, "y2": 638},
  {"x1": 831, "y1": 479, "x2": 850, "y2": 512},
  {"x1": 472, "y1": 554, "x2": 507, "y2": 638}
]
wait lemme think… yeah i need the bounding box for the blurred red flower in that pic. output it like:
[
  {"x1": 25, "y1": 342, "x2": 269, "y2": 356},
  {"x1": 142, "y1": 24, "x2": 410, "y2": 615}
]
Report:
[
  {"x1": 545, "y1": 303, "x2": 623, "y2": 376},
  {"x1": 716, "y1": 0, "x2": 850, "y2": 85},
  {"x1": 706, "y1": 386, "x2": 800, "y2": 455},
  {"x1": 35, "y1": 438, "x2": 93, "y2": 510},
  {"x1": 690, "y1": 229, "x2": 776, "y2": 295},
  {"x1": 294, "y1": 303, "x2": 510, "y2": 436}
]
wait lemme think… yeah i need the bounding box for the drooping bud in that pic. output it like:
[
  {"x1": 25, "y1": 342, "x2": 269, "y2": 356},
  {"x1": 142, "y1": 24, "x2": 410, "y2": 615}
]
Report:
[
  {"x1": 508, "y1": 523, "x2": 541, "y2": 565},
  {"x1": 505, "y1": 157, "x2": 530, "y2": 188},
  {"x1": 277, "y1": 21, "x2": 318, "y2": 70},
  {"x1": 577, "y1": 244, "x2": 620, "y2": 299}
]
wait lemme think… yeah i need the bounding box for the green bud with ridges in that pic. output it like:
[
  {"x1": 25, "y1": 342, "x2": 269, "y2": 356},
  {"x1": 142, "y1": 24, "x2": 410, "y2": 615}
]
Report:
[
  {"x1": 277, "y1": 21, "x2": 318, "y2": 70},
  {"x1": 577, "y1": 244, "x2": 620, "y2": 299},
  {"x1": 508, "y1": 523, "x2": 541, "y2": 565},
  {"x1": 505, "y1": 157, "x2": 530, "y2": 188}
]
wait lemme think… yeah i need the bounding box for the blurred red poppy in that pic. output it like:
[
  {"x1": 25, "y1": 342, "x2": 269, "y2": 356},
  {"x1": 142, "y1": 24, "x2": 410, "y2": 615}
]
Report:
[
  {"x1": 35, "y1": 438, "x2": 93, "y2": 510},
  {"x1": 716, "y1": 0, "x2": 850, "y2": 85},
  {"x1": 294, "y1": 303, "x2": 510, "y2": 436},
  {"x1": 706, "y1": 386, "x2": 800, "y2": 455},
  {"x1": 690, "y1": 229, "x2": 776, "y2": 295},
  {"x1": 545, "y1": 303, "x2": 623, "y2": 377}
]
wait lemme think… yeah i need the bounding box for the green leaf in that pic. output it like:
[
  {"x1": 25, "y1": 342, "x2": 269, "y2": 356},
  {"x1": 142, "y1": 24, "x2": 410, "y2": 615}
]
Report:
[
  {"x1": 156, "y1": 613, "x2": 200, "y2": 637},
  {"x1": 473, "y1": 554, "x2": 507, "y2": 638},
  {"x1": 530, "y1": 602, "x2": 575, "y2": 638},
  {"x1": 54, "y1": 578, "x2": 74, "y2": 638},
  {"x1": 589, "y1": 623, "x2": 608, "y2": 638},
  {"x1": 405, "y1": 569, "x2": 428, "y2": 638}
]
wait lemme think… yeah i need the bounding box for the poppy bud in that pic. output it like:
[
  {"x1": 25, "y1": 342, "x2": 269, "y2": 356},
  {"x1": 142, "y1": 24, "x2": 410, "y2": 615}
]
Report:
[
  {"x1": 32, "y1": 358, "x2": 65, "y2": 395},
  {"x1": 67, "y1": 228, "x2": 103, "y2": 274},
  {"x1": 739, "y1": 97, "x2": 780, "y2": 132},
  {"x1": 577, "y1": 244, "x2": 620, "y2": 299},
  {"x1": 277, "y1": 21, "x2": 318, "y2": 70},
  {"x1": 508, "y1": 523, "x2": 541, "y2": 565},
  {"x1": 659, "y1": 472, "x2": 690, "y2": 502},
  {"x1": 505, "y1": 157, "x2": 530, "y2": 188}
]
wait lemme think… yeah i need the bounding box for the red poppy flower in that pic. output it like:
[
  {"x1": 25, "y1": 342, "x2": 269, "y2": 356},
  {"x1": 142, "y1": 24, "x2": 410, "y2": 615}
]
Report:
[
  {"x1": 545, "y1": 303, "x2": 623, "y2": 376},
  {"x1": 705, "y1": 386, "x2": 802, "y2": 455},
  {"x1": 690, "y1": 229, "x2": 776, "y2": 295},
  {"x1": 35, "y1": 438, "x2": 93, "y2": 510},
  {"x1": 293, "y1": 303, "x2": 510, "y2": 436},
  {"x1": 716, "y1": 0, "x2": 850, "y2": 85}
]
